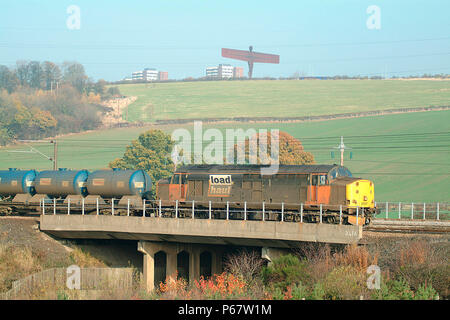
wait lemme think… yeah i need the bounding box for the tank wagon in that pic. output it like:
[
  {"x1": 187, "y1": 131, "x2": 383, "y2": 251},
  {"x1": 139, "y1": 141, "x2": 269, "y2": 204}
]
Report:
[
  {"x1": 156, "y1": 164, "x2": 375, "y2": 225},
  {"x1": 86, "y1": 169, "x2": 152, "y2": 207},
  {"x1": 0, "y1": 168, "x2": 152, "y2": 214},
  {"x1": 35, "y1": 169, "x2": 89, "y2": 199},
  {"x1": 0, "y1": 168, "x2": 37, "y2": 201}
]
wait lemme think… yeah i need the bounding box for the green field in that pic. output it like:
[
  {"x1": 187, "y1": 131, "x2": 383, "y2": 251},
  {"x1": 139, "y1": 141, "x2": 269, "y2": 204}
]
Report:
[
  {"x1": 0, "y1": 110, "x2": 448, "y2": 202},
  {"x1": 117, "y1": 80, "x2": 450, "y2": 122}
]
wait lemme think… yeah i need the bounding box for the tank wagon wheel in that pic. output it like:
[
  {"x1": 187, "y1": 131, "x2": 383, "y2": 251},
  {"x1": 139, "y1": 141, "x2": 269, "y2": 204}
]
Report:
[{"x1": 0, "y1": 206, "x2": 13, "y2": 215}]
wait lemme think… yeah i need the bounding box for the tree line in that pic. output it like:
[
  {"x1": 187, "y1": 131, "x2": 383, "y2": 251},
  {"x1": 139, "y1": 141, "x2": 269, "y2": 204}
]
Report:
[{"x1": 0, "y1": 61, "x2": 121, "y2": 145}]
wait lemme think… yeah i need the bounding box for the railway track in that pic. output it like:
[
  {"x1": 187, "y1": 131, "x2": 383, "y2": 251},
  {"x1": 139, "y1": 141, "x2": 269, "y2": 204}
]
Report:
[{"x1": 365, "y1": 219, "x2": 450, "y2": 234}]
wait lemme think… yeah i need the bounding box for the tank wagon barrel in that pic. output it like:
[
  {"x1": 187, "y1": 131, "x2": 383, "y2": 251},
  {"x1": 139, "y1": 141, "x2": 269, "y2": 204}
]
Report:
[
  {"x1": 86, "y1": 169, "x2": 152, "y2": 199},
  {"x1": 34, "y1": 168, "x2": 89, "y2": 197},
  {"x1": 0, "y1": 168, "x2": 37, "y2": 196}
]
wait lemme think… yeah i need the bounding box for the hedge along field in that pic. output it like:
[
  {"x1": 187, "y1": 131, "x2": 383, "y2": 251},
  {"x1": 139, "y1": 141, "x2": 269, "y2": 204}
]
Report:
[
  {"x1": 0, "y1": 110, "x2": 448, "y2": 202},
  {"x1": 116, "y1": 79, "x2": 450, "y2": 122}
]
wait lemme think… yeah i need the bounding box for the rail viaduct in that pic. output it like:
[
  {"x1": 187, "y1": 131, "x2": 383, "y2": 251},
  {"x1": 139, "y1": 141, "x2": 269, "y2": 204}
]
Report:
[{"x1": 40, "y1": 214, "x2": 362, "y2": 291}]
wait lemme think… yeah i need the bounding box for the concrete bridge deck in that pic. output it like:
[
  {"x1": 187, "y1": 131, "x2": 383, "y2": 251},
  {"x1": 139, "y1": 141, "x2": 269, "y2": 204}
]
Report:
[{"x1": 39, "y1": 214, "x2": 362, "y2": 247}]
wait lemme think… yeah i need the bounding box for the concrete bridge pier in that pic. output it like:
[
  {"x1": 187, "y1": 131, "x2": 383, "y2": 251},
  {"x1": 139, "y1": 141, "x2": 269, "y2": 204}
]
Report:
[
  {"x1": 261, "y1": 247, "x2": 292, "y2": 265},
  {"x1": 137, "y1": 241, "x2": 225, "y2": 292}
]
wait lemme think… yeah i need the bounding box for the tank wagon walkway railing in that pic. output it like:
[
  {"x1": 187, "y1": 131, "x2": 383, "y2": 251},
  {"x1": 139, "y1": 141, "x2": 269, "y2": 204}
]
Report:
[
  {"x1": 39, "y1": 198, "x2": 372, "y2": 225},
  {"x1": 373, "y1": 202, "x2": 449, "y2": 221}
]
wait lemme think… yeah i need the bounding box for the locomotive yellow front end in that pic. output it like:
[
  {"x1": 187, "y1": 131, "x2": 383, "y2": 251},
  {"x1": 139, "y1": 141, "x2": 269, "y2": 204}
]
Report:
[{"x1": 346, "y1": 179, "x2": 375, "y2": 225}]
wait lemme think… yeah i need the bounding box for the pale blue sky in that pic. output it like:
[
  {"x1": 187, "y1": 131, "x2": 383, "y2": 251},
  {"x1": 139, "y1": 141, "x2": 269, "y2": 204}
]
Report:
[{"x1": 0, "y1": 0, "x2": 449, "y2": 81}]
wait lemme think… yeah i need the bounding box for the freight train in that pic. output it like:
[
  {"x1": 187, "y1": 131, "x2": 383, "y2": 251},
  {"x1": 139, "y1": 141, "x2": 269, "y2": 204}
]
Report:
[{"x1": 0, "y1": 164, "x2": 375, "y2": 225}]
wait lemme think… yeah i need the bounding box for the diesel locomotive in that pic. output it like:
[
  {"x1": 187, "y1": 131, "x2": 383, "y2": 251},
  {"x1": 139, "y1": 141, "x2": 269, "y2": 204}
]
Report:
[{"x1": 156, "y1": 164, "x2": 375, "y2": 225}]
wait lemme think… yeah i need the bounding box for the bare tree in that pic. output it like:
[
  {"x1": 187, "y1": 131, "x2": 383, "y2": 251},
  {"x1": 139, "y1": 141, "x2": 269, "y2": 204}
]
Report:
[{"x1": 224, "y1": 249, "x2": 265, "y2": 285}]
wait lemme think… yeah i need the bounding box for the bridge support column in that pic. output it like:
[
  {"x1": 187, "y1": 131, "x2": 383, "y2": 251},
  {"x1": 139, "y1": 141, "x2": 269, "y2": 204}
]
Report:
[
  {"x1": 261, "y1": 247, "x2": 292, "y2": 265},
  {"x1": 138, "y1": 241, "x2": 225, "y2": 292}
]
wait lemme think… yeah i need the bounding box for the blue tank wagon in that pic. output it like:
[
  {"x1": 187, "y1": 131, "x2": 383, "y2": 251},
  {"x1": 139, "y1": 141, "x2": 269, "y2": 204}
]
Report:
[
  {"x1": 86, "y1": 169, "x2": 152, "y2": 207},
  {"x1": 0, "y1": 168, "x2": 37, "y2": 201},
  {"x1": 34, "y1": 169, "x2": 89, "y2": 198}
]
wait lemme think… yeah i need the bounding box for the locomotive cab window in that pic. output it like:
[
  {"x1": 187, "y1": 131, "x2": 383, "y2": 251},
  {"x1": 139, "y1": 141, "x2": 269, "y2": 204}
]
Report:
[
  {"x1": 319, "y1": 175, "x2": 327, "y2": 185},
  {"x1": 337, "y1": 167, "x2": 352, "y2": 177},
  {"x1": 330, "y1": 168, "x2": 338, "y2": 180},
  {"x1": 312, "y1": 175, "x2": 327, "y2": 185},
  {"x1": 172, "y1": 174, "x2": 180, "y2": 184}
]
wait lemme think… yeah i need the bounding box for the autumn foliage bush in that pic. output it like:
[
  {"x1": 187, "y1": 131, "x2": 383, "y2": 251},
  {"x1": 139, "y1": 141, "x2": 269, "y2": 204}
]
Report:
[
  {"x1": 261, "y1": 241, "x2": 444, "y2": 300},
  {"x1": 228, "y1": 131, "x2": 315, "y2": 165},
  {"x1": 157, "y1": 272, "x2": 249, "y2": 300}
]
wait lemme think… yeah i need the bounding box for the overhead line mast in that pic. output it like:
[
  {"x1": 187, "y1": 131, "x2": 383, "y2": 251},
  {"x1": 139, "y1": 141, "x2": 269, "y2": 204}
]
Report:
[
  {"x1": 333, "y1": 136, "x2": 351, "y2": 166},
  {"x1": 9, "y1": 140, "x2": 58, "y2": 170}
]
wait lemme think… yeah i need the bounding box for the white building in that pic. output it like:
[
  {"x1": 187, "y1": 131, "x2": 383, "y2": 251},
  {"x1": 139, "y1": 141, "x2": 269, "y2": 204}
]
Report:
[
  {"x1": 218, "y1": 64, "x2": 233, "y2": 78},
  {"x1": 206, "y1": 64, "x2": 234, "y2": 79},
  {"x1": 206, "y1": 66, "x2": 219, "y2": 78},
  {"x1": 132, "y1": 71, "x2": 143, "y2": 80},
  {"x1": 143, "y1": 68, "x2": 158, "y2": 81}
]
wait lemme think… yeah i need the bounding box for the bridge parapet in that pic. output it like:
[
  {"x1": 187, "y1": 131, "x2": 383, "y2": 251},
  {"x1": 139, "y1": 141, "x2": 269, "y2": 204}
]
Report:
[{"x1": 40, "y1": 214, "x2": 361, "y2": 246}]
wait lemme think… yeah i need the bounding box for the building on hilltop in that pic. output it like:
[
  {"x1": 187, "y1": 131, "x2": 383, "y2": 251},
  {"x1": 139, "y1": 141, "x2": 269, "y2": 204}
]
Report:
[
  {"x1": 143, "y1": 68, "x2": 158, "y2": 81},
  {"x1": 158, "y1": 71, "x2": 168, "y2": 81},
  {"x1": 206, "y1": 66, "x2": 219, "y2": 78},
  {"x1": 233, "y1": 67, "x2": 244, "y2": 79},
  {"x1": 206, "y1": 64, "x2": 243, "y2": 79},
  {"x1": 132, "y1": 70, "x2": 144, "y2": 81},
  {"x1": 218, "y1": 64, "x2": 233, "y2": 78},
  {"x1": 130, "y1": 68, "x2": 168, "y2": 82}
]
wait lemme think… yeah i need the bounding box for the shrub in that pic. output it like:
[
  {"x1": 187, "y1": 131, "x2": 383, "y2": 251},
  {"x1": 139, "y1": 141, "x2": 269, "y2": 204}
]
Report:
[
  {"x1": 371, "y1": 277, "x2": 438, "y2": 300},
  {"x1": 388, "y1": 240, "x2": 449, "y2": 299},
  {"x1": 320, "y1": 266, "x2": 367, "y2": 300},
  {"x1": 224, "y1": 250, "x2": 265, "y2": 287},
  {"x1": 334, "y1": 244, "x2": 378, "y2": 271},
  {"x1": 261, "y1": 254, "x2": 311, "y2": 291},
  {"x1": 193, "y1": 273, "x2": 247, "y2": 299},
  {"x1": 310, "y1": 282, "x2": 326, "y2": 300}
]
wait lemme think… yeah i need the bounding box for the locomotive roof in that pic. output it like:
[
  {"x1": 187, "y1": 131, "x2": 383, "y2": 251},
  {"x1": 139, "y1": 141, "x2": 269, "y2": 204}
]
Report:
[{"x1": 175, "y1": 164, "x2": 345, "y2": 174}]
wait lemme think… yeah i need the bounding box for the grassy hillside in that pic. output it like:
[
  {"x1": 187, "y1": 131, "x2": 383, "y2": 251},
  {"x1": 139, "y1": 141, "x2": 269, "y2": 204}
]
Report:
[
  {"x1": 117, "y1": 80, "x2": 450, "y2": 122},
  {"x1": 0, "y1": 110, "x2": 448, "y2": 202}
]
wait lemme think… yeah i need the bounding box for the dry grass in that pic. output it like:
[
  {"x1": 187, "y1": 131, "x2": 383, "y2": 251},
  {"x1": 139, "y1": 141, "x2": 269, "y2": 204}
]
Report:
[
  {"x1": 0, "y1": 243, "x2": 43, "y2": 292},
  {"x1": 0, "y1": 243, "x2": 107, "y2": 296},
  {"x1": 69, "y1": 247, "x2": 106, "y2": 268},
  {"x1": 334, "y1": 244, "x2": 378, "y2": 271}
]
